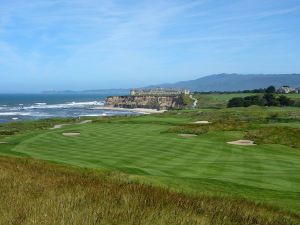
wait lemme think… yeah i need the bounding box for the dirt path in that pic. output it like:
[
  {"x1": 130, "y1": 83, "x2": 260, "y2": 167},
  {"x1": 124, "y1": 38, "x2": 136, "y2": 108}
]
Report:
[{"x1": 189, "y1": 95, "x2": 198, "y2": 108}]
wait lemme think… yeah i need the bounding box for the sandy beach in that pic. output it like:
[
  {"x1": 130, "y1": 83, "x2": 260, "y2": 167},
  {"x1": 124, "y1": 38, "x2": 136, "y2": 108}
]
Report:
[{"x1": 93, "y1": 106, "x2": 167, "y2": 114}]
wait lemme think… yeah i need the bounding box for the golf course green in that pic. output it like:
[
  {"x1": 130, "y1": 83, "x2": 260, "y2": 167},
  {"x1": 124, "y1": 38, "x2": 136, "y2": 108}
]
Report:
[{"x1": 1, "y1": 106, "x2": 300, "y2": 213}]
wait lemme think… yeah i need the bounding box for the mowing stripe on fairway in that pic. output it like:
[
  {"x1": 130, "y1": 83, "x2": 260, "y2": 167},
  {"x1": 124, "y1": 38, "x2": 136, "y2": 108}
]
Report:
[{"x1": 11, "y1": 122, "x2": 300, "y2": 211}]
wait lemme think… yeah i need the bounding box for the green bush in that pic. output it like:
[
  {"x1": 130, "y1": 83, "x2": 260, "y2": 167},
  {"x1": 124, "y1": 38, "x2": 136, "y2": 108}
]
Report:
[
  {"x1": 228, "y1": 94, "x2": 295, "y2": 108},
  {"x1": 266, "y1": 85, "x2": 276, "y2": 93},
  {"x1": 227, "y1": 97, "x2": 245, "y2": 107}
]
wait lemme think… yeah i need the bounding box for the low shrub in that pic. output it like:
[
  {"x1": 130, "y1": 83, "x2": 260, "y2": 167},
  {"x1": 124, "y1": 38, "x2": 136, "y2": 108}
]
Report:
[
  {"x1": 228, "y1": 94, "x2": 296, "y2": 108},
  {"x1": 166, "y1": 120, "x2": 248, "y2": 135},
  {"x1": 246, "y1": 126, "x2": 300, "y2": 149}
]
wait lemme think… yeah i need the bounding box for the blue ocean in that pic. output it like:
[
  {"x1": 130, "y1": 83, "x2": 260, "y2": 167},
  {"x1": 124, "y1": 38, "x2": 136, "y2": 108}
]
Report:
[{"x1": 0, "y1": 93, "x2": 135, "y2": 124}]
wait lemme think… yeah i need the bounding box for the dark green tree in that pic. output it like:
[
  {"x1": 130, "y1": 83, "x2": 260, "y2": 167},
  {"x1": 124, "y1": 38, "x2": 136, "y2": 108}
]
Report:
[
  {"x1": 278, "y1": 95, "x2": 294, "y2": 106},
  {"x1": 265, "y1": 85, "x2": 276, "y2": 93},
  {"x1": 243, "y1": 95, "x2": 265, "y2": 107},
  {"x1": 263, "y1": 93, "x2": 278, "y2": 106},
  {"x1": 227, "y1": 97, "x2": 244, "y2": 107}
]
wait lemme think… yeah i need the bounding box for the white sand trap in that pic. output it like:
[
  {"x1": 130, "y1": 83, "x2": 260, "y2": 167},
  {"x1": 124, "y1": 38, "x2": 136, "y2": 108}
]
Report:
[
  {"x1": 193, "y1": 121, "x2": 211, "y2": 124},
  {"x1": 62, "y1": 132, "x2": 81, "y2": 136},
  {"x1": 50, "y1": 124, "x2": 69, "y2": 130},
  {"x1": 50, "y1": 120, "x2": 92, "y2": 130},
  {"x1": 79, "y1": 120, "x2": 92, "y2": 124},
  {"x1": 227, "y1": 140, "x2": 256, "y2": 146},
  {"x1": 178, "y1": 134, "x2": 198, "y2": 137}
]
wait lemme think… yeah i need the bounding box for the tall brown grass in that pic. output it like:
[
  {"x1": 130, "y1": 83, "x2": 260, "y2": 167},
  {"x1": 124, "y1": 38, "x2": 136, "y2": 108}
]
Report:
[
  {"x1": 246, "y1": 126, "x2": 300, "y2": 149},
  {"x1": 0, "y1": 156, "x2": 299, "y2": 225},
  {"x1": 165, "y1": 121, "x2": 248, "y2": 135}
]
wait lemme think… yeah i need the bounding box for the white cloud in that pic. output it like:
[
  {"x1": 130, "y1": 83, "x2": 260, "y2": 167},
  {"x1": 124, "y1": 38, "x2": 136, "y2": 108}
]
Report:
[{"x1": 0, "y1": 0, "x2": 299, "y2": 91}]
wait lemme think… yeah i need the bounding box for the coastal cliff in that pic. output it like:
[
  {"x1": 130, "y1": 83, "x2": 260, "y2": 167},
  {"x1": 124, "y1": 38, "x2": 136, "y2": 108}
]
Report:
[{"x1": 105, "y1": 95, "x2": 184, "y2": 110}]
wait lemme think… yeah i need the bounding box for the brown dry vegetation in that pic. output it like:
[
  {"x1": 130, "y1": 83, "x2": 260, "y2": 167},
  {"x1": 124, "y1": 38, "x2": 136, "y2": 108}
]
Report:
[
  {"x1": 166, "y1": 121, "x2": 248, "y2": 135},
  {"x1": 0, "y1": 156, "x2": 300, "y2": 225},
  {"x1": 246, "y1": 126, "x2": 300, "y2": 149}
]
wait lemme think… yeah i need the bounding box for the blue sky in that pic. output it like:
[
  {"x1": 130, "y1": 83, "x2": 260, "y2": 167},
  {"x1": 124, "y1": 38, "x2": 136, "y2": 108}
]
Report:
[{"x1": 0, "y1": 0, "x2": 300, "y2": 92}]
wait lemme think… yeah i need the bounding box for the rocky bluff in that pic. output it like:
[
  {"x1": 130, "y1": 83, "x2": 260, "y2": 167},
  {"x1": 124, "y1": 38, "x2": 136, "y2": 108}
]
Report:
[{"x1": 105, "y1": 95, "x2": 185, "y2": 110}]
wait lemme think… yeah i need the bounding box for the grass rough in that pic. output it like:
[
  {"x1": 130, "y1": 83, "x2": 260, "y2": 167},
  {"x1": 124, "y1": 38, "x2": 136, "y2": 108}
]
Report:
[{"x1": 0, "y1": 156, "x2": 300, "y2": 225}]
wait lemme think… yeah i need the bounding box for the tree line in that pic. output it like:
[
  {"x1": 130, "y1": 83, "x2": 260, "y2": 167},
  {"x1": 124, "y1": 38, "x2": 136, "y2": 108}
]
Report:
[
  {"x1": 227, "y1": 86, "x2": 297, "y2": 108},
  {"x1": 193, "y1": 85, "x2": 278, "y2": 94}
]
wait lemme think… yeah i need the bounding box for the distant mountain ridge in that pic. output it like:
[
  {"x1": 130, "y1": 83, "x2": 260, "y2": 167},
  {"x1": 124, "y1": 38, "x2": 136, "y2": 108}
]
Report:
[
  {"x1": 42, "y1": 74, "x2": 300, "y2": 94},
  {"x1": 147, "y1": 74, "x2": 300, "y2": 92}
]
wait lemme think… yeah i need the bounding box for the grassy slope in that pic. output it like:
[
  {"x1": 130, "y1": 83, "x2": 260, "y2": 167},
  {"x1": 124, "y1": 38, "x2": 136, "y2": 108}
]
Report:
[
  {"x1": 2, "y1": 156, "x2": 300, "y2": 225},
  {"x1": 1, "y1": 107, "x2": 300, "y2": 214}
]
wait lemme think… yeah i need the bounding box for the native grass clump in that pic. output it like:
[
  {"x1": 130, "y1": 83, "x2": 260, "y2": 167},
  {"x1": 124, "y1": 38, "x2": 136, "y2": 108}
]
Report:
[
  {"x1": 0, "y1": 156, "x2": 300, "y2": 225},
  {"x1": 166, "y1": 121, "x2": 248, "y2": 135},
  {"x1": 0, "y1": 117, "x2": 82, "y2": 136},
  {"x1": 246, "y1": 126, "x2": 300, "y2": 149}
]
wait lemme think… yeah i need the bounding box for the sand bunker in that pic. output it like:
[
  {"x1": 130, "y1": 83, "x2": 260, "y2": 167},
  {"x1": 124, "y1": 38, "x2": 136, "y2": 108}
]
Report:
[
  {"x1": 193, "y1": 121, "x2": 211, "y2": 124},
  {"x1": 227, "y1": 140, "x2": 256, "y2": 146},
  {"x1": 62, "y1": 132, "x2": 81, "y2": 136},
  {"x1": 178, "y1": 134, "x2": 198, "y2": 137},
  {"x1": 50, "y1": 124, "x2": 69, "y2": 130},
  {"x1": 50, "y1": 120, "x2": 92, "y2": 130},
  {"x1": 79, "y1": 120, "x2": 92, "y2": 124}
]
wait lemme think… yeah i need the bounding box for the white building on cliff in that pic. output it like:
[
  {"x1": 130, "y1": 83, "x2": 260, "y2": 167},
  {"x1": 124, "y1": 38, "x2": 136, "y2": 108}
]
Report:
[
  {"x1": 130, "y1": 88, "x2": 190, "y2": 96},
  {"x1": 277, "y1": 86, "x2": 298, "y2": 94}
]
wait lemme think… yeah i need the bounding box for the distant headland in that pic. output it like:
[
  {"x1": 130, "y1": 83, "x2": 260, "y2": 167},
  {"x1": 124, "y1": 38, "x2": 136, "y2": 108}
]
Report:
[{"x1": 105, "y1": 88, "x2": 191, "y2": 111}]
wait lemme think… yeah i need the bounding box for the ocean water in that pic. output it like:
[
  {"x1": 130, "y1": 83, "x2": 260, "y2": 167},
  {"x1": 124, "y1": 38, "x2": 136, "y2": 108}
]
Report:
[{"x1": 0, "y1": 93, "x2": 135, "y2": 124}]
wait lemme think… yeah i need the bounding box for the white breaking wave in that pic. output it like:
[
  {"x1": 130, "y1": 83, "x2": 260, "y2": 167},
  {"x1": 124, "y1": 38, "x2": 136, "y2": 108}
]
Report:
[
  {"x1": 0, "y1": 112, "x2": 50, "y2": 117},
  {"x1": 0, "y1": 100, "x2": 127, "y2": 123},
  {"x1": 68, "y1": 101, "x2": 104, "y2": 106},
  {"x1": 79, "y1": 113, "x2": 107, "y2": 117},
  {"x1": 0, "y1": 101, "x2": 105, "y2": 118},
  {"x1": 0, "y1": 112, "x2": 32, "y2": 116},
  {"x1": 24, "y1": 101, "x2": 104, "y2": 109}
]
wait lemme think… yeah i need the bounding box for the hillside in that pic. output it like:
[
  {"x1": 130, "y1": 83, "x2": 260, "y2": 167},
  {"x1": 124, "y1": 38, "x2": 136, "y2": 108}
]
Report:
[{"x1": 148, "y1": 74, "x2": 300, "y2": 92}]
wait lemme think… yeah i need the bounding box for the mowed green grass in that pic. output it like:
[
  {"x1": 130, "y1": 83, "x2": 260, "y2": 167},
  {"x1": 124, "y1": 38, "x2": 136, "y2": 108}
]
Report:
[{"x1": 6, "y1": 117, "x2": 300, "y2": 212}]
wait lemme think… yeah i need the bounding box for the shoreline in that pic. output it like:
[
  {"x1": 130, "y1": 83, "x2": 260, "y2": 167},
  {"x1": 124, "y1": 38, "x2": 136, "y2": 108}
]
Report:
[
  {"x1": 0, "y1": 107, "x2": 166, "y2": 124},
  {"x1": 93, "y1": 106, "x2": 167, "y2": 114}
]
